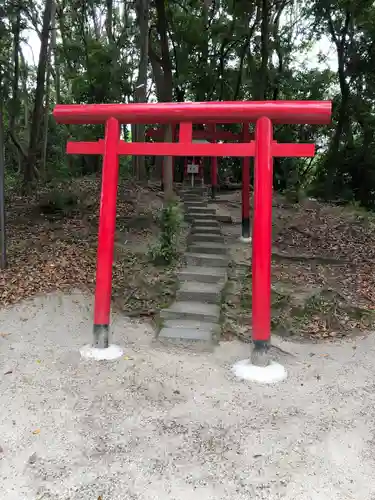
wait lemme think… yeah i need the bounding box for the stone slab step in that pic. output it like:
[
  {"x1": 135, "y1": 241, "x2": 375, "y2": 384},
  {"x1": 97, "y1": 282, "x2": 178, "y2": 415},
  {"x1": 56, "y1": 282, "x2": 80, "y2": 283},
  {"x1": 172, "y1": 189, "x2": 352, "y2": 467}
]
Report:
[
  {"x1": 191, "y1": 219, "x2": 219, "y2": 228},
  {"x1": 188, "y1": 233, "x2": 224, "y2": 243},
  {"x1": 160, "y1": 301, "x2": 220, "y2": 322},
  {"x1": 184, "y1": 204, "x2": 207, "y2": 211},
  {"x1": 185, "y1": 252, "x2": 228, "y2": 268},
  {"x1": 189, "y1": 242, "x2": 227, "y2": 255},
  {"x1": 188, "y1": 207, "x2": 216, "y2": 215},
  {"x1": 183, "y1": 200, "x2": 204, "y2": 205},
  {"x1": 182, "y1": 190, "x2": 205, "y2": 195},
  {"x1": 159, "y1": 319, "x2": 219, "y2": 342},
  {"x1": 191, "y1": 225, "x2": 221, "y2": 235},
  {"x1": 189, "y1": 212, "x2": 217, "y2": 220},
  {"x1": 182, "y1": 193, "x2": 204, "y2": 199},
  {"x1": 183, "y1": 199, "x2": 207, "y2": 206},
  {"x1": 217, "y1": 214, "x2": 233, "y2": 224},
  {"x1": 177, "y1": 281, "x2": 223, "y2": 303},
  {"x1": 181, "y1": 190, "x2": 206, "y2": 196},
  {"x1": 181, "y1": 186, "x2": 206, "y2": 193},
  {"x1": 178, "y1": 266, "x2": 227, "y2": 284}
]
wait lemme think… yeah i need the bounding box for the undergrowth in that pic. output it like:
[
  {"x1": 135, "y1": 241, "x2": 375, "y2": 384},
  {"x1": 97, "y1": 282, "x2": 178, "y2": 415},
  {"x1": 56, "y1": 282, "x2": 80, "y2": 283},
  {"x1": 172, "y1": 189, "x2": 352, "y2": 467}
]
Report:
[
  {"x1": 149, "y1": 199, "x2": 183, "y2": 265},
  {"x1": 223, "y1": 268, "x2": 375, "y2": 340}
]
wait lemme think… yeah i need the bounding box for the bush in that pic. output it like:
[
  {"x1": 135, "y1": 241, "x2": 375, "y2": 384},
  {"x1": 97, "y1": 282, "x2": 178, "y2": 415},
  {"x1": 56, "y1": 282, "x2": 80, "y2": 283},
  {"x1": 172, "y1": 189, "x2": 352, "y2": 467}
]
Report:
[{"x1": 149, "y1": 199, "x2": 183, "y2": 265}]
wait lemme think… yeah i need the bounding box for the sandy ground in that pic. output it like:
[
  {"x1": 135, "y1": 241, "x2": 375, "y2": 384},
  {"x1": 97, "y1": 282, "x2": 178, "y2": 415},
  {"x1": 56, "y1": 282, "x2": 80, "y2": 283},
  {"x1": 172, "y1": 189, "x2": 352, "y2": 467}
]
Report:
[{"x1": 1, "y1": 291, "x2": 375, "y2": 500}]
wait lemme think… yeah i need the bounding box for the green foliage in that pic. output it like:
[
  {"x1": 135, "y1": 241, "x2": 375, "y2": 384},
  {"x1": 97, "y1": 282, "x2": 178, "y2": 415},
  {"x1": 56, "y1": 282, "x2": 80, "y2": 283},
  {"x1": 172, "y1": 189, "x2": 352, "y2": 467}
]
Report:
[
  {"x1": 119, "y1": 156, "x2": 133, "y2": 179},
  {"x1": 4, "y1": 171, "x2": 18, "y2": 191},
  {"x1": 2, "y1": 0, "x2": 375, "y2": 209},
  {"x1": 149, "y1": 200, "x2": 183, "y2": 265}
]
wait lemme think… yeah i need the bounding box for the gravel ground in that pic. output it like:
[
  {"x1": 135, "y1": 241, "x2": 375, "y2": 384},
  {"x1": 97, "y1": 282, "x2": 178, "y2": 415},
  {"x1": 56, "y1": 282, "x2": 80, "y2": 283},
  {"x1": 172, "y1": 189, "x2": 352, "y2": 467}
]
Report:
[{"x1": 0, "y1": 291, "x2": 375, "y2": 500}]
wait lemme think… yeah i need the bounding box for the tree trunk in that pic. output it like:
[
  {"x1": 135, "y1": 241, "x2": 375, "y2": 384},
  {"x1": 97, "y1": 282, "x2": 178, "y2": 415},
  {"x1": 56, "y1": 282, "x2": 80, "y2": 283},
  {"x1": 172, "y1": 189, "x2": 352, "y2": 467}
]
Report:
[
  {"x1": 105, "y1": 0, "x2": 113, "y2": 41},
  {"x1": 23, "y1": 0, "x2": 54, "y2": 191},
  {"x1": 151, "y1": 0, "x2": 174, "y2": 198},
  {"x1": 258, "y1": 0, "x2": 269, "y2": 99},
  {"x1": 149, "y1": 53, "x2": 164, "y2": 182},
  {"x1": 0, "y1": 97, "x2": 6, "y2": 269},
  {"x1": 134, "y1": 0, "x2": 150, "y2": 181},
  {"x1": 326, "y1": 9, "x2": 352, "y2": 156},
  {"x1": 41, "y1": 0, "x2": 57, "y2": 180},
  {"x1": 10, "y1": 6, "x2": 21, "y2": 135},
  {"x1": 53, "y1": 3, "x2": 61, "y2": 104},
  {"x1": 321, "y1": 9, "x2": 352, "y2": 197}
]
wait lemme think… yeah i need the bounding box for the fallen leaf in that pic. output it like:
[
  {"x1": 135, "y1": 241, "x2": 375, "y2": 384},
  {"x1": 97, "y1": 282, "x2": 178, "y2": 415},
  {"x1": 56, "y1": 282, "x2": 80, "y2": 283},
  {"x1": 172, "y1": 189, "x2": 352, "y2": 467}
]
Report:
[{"x1": 32, "y1": 429, "x2": 40, "y2": 435}]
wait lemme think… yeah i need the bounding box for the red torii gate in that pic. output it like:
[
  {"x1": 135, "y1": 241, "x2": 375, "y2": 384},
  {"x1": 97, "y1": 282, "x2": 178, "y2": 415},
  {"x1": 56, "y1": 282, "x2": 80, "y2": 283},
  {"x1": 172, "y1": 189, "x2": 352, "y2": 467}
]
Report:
[
  {"x1": 146, "y1": 124, "x2": 254, "y2": 240},
  {"x1": 53, "y1": 101, "x2": 331, "y2": 360}
]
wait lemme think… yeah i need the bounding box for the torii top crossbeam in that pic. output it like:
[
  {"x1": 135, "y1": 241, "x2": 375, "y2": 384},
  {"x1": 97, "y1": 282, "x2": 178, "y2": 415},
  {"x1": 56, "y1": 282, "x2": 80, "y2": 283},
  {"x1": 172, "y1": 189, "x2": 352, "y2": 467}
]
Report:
[{"x1": 53, "y1": 101, "x2": 331, "y2": 125}]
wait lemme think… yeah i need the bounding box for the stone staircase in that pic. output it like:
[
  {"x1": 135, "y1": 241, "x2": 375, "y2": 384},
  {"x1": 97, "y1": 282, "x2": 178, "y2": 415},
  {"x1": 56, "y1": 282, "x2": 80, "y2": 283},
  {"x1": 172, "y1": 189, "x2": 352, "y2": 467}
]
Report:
[{"x1": 158, "y1": 187, "x2": 228, "y2": 346}]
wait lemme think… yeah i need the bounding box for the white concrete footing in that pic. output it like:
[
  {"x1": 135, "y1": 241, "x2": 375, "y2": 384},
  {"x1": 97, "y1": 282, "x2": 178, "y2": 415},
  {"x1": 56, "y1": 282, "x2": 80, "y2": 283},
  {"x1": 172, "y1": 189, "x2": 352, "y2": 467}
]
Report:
[
  {"x1": 232, "y1": 359, "x2": 287, "y2": 383},
  {"x1": 80, "y1": 344, "x2": 124, "y2": 360},
  {"x1": 239, "y1": 236, "x2": 252, "y2": 243}
]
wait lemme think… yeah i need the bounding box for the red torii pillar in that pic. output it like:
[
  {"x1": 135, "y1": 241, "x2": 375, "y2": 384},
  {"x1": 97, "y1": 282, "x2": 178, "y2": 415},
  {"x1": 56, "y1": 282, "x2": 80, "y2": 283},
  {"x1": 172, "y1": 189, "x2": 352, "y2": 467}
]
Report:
[{"x1": 53, "y1": 101, "x2": 331, "y2": 364}]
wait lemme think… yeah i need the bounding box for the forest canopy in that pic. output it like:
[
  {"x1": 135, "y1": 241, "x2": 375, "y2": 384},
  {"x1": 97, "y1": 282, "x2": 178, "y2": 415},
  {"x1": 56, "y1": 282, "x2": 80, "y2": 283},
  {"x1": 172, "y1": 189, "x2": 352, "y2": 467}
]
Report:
[{"x1": 1, "y1": 0, "x2": 375, "y2": 206}]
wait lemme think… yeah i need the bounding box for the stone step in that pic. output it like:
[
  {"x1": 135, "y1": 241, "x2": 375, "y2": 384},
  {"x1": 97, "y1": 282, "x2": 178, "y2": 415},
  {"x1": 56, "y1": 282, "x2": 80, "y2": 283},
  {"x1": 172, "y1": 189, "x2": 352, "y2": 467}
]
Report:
[
  {"x1": 191, "y1": 219, "x2": 219, "y2": 228},
  {"x1": 181, "y1": 191, "x2": 206, "y2": 197},
  {"x1": 188, "y1": 233, "x2": 224, "y2": 243},
  {"x1": 160, "y1": 301, "x2": 220, "y2": 322},
  {"x1": 217, "y1": 214, "x2": 233, "y2": 224},
  {"x1": 177, "y1": 281, "x2": 223, "y2": 303},
  {"x1": 159, "y1": 319, "x2": 219, "y2": 342},
  {"x1": 188, "y1": 207, "x2": 216, "y2": 216},
  {"x1": 191, "y1": 225, "x2": 221, "y2": 235},
  {"x1": 185, "y1": 252, "x2": 228, "y2": 268},
  {"x1": 184, "y1": 204, "x2": 207, "y2": 211},
  {"x1": 189, "y1": 242, "x2": 227, "y2": 255},
  {"x1": 183, "y1": 196, "x2": 204, "y2": 202},
  {"x1": 178, "y1": 266, "x2": 227, "y2": 284},
  {"x1": 182, "y1": 191, "x2": 203, "y2": 196},
  {"x1": 189, "y1": 212, "x2": 217, "y2": 220},
  {"x1": 183, "y1": 200, "x2": 206, "y2": 206},
  {"x1": 181, "y1": 186, "x2": 206, "y2": 193}
]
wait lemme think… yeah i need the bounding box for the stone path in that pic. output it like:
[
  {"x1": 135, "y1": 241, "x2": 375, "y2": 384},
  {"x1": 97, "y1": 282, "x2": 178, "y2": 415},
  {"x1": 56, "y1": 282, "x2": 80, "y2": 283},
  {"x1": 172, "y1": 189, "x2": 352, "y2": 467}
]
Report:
[{"x1": 158, "y1": 187, "x2": 228, "y2": 345}]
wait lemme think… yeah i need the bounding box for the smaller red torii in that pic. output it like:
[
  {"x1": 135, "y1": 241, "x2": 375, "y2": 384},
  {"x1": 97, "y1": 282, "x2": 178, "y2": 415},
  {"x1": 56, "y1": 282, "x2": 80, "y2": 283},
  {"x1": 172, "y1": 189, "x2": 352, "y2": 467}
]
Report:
[{"x1": 145, "y1": 124, "x2": 249, "y2": 199}]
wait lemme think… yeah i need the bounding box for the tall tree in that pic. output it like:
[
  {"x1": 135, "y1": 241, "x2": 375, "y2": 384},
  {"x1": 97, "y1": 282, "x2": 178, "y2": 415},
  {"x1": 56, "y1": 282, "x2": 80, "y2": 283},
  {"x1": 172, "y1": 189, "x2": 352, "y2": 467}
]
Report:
[
  {"x1": 134, "y1": 0, "x2": 150, "y2": 181},
  {"x1": 23, "y1": 0, "x2": 54, "y2": 189},
  {"x1": 150, "y1": 0, "x2": 174, "y2": 198}
]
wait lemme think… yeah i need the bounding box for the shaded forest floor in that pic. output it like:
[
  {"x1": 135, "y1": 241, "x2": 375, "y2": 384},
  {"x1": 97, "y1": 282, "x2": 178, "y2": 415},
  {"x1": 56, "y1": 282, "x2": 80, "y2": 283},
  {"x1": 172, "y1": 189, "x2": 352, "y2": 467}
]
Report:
[
  {"x1": 219, "y1": 191, "x2": 375, "y2": 341},
  {"x1": 0, "y1": 176, "x2": 182, "y2": 318},
  {"x1": 1, "y1": 177, "x2": 375, "y2": 341}
]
